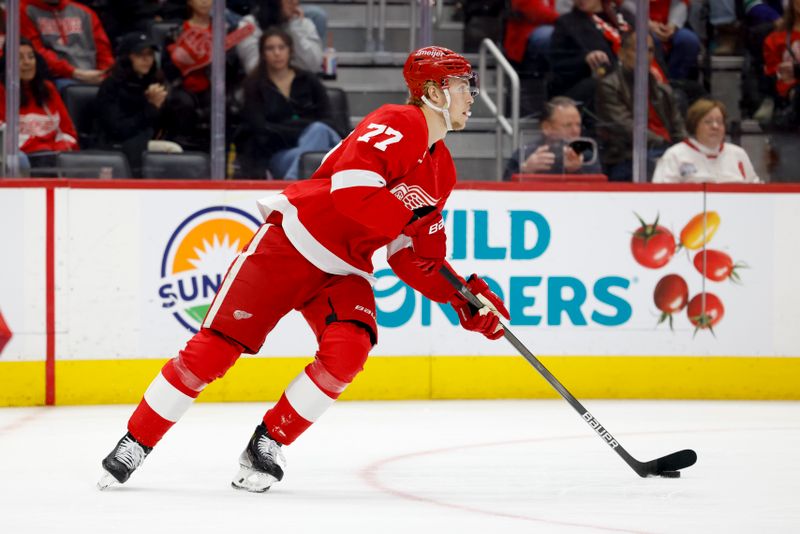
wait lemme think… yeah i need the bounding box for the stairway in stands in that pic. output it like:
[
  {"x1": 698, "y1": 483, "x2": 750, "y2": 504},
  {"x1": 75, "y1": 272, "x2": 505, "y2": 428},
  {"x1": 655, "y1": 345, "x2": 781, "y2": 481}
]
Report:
[{"x1": 316, "y1": 0, "x2": 514, "y2": 181}]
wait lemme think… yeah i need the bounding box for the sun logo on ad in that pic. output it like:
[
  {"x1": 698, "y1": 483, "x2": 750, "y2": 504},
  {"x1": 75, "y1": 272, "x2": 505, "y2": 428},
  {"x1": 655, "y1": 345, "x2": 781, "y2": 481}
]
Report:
[{"x1": 159, "y1": 206, "x2": 260, "y2": 333}]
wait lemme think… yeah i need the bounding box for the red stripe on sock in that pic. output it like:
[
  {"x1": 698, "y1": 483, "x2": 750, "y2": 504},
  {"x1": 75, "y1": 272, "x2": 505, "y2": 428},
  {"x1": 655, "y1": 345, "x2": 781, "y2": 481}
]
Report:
[
  {"x1": 263, "y1": 393, "x2": 313, "y2": 446},
  {"x1": 128, "y1": 399, "x2": 174, "y2": 448}
]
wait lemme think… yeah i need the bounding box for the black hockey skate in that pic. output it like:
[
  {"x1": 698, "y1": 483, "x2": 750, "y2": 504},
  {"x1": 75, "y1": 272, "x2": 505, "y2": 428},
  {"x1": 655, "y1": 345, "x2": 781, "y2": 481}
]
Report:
[
  {"x1": 97, "y1": 432, "x2": 152, "y2": 490},
  {"x1": 231, "y1": 423, "x2": 286, "y2": 493}
]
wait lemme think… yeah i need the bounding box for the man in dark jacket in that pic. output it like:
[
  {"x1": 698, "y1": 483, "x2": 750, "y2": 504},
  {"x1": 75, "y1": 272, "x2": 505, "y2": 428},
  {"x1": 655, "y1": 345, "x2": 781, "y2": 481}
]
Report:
[
  {"x1": 595, "y1": 31, "x2": 687, "y2": 181},
  {"x1": 549, "y1": 0, "x2": 633, "y2": 108}
]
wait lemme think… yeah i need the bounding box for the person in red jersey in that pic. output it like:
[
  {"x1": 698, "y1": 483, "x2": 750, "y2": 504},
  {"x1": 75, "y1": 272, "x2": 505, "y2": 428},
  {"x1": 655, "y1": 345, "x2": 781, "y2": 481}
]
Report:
[{"x1": 99, "y1": 46, "x2": 511, "y2": 493}]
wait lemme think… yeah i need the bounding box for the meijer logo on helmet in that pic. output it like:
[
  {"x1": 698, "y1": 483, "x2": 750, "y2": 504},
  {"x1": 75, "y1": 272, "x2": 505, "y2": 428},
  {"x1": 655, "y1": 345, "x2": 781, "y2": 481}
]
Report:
[{"x1": 415, "y1": 48, "x2": 445, "y2": 58}]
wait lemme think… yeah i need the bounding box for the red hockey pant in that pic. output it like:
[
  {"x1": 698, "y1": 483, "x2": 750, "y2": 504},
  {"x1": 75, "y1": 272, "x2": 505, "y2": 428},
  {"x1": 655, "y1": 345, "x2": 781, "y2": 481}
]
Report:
[{"x1": 128, "y1": 224, "x2": 376, "y2": 447}]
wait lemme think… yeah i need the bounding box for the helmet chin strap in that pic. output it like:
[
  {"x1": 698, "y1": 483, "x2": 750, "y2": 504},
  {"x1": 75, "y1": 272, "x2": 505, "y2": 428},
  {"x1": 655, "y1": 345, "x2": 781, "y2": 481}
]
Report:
[{"x1": 421, "y1": 88, "x2": 454, "y2": 131}]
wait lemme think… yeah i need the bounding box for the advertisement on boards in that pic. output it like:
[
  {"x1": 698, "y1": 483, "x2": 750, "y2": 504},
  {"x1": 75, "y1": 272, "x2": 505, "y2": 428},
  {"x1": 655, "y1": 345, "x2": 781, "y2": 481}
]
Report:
[
  {"x1": 0, "y1": 188, "x2": 47, "y2": 361},
  {"x1": 373, "y1": 190, "x2": 775, "y2": 357},
  {"x1": 47, "y1": 187, "x2": 794, "y2": 360}
]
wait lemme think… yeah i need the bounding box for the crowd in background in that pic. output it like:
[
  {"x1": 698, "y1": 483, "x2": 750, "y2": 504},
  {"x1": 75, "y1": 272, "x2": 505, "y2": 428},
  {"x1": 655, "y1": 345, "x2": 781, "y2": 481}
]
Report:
[
  {"x1": 500, "y1": 0, "x2": 799, "y2": 182},
  {"x1": 0, "y1": 0, "x2": 797, "y2": 182}
]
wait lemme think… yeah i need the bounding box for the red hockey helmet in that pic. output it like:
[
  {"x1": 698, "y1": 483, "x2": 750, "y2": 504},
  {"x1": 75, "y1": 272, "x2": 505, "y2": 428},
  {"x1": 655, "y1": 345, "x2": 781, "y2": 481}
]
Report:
[{"x1": 403, "y1": 46, "x2": 476, "y2": 99}]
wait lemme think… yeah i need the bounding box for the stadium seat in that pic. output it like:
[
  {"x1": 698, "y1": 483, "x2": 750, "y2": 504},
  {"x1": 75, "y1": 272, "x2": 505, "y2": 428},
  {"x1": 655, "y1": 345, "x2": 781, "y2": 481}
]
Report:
[
  {"x1": 56, "y1": 150, "x2": 132, "y2": 179},
  {"x1": 325, "y1": 87, "x2": 351, "y2": 136},
  {"x1": 298, "y1": 151, "x2": 327, "y2": 179},
  {"x1": 149, "y1": 20, "x2": 181, "y2": 50},
  {"x1": 61, "y1": 84, "x2": 100, "y2": 149},
  {"x1": 141, "y1": 151, "x2": 211, "y2": 179}
]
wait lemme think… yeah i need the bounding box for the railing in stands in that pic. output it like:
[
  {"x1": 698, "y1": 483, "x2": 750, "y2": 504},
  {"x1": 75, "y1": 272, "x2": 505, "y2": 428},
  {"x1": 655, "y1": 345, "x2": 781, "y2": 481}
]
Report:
[
  {"x1": 478, "y1": 38, "x2": 519, "y2": 181},
  {"x1": 364, "y1": 0, "x2": 444, "y2": 54}
]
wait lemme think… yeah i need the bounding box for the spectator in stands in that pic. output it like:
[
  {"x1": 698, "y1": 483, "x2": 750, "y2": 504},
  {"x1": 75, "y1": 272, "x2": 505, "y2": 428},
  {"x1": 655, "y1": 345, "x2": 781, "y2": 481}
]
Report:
[
  {"x1": 505, "y1": 0, "x2": 560, "y2": 77},
  {"x1": 251, "y1": 0, "x2": 324, "y2": 74},
  {"x1": 740, "y1": 1, "x2": 784, "y2": 120},
  {"x1": 622, "y1": 0, "x2": 700, "y2": 81},
  {"x1": 763, "y1": 0, "x2": 800, "y2": 130},
  {"x1": 20, "y1": 0, "x2": 114, "y2": 89},
  {"x1": 160, "y1": 0, "x2": 253, "y2": 151},
  {"x1": 595, "y1": 31, "x2": 686, "y2": 181},
  {"x1": 706, "y1": 0, "x2": 742, "y2": 55},
  {"x1": 653, "y1": 99, "x2": 760, "y2": 183},
  {"x1": 237, "y1": 27, "x2": 341, "y2": 179},
  {"x1": 504, "y1": 96, "x2": 602, "y2": 179},
  {"x1": 89, "y1": 1, "x2": 183, "y2": 45},
  {"x1": 549, "y1": 0, "x2": 634, "y2": 110},
  {"x1": 95, "y1": 32, "x2": 179, "y2": 177},
  {"x1": 0, "y1": 38, "x2": 79, "y2": 173}
]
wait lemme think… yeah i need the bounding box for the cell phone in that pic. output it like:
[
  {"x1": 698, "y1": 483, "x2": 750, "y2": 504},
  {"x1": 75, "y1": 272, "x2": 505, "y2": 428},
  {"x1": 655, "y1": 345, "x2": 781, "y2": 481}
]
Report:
[{"x1": 568, "y1": 140, "x2": 593, "y2": 154}]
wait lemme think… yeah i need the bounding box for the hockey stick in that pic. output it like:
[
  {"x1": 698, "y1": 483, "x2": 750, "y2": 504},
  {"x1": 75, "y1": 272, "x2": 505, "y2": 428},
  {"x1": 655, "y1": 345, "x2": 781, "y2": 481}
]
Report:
[{"x1": 440, "y1": 267, "x2": 697, "y2": 478}]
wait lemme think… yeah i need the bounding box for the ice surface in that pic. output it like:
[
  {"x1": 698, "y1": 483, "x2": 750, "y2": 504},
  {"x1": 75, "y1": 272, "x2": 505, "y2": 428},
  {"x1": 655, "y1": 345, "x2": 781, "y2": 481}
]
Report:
[{"x1": 0, "y1": 400, "x2": 798, "y2": 534}]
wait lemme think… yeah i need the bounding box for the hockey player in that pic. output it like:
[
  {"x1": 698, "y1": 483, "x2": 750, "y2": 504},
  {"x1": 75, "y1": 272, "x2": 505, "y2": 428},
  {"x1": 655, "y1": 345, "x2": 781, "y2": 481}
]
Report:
[{"x1": 98, "y1": 46, "x2": 510, "y2": 493}]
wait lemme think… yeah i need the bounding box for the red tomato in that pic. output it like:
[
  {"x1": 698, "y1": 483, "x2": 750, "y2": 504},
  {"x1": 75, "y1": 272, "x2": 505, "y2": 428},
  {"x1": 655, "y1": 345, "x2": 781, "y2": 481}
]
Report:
[
  {"x1": 631, "y1": 214, "x2": 676, "y2": 269},
  {"x1": 653, "y1": 274, "x2": 689, "y2": 329},
  {"x1": 693, "y1": 250, "x2": 742, "y2": 282},
  {"x1": 687, "y1": 293, "x2": 725, "y2": 331}
]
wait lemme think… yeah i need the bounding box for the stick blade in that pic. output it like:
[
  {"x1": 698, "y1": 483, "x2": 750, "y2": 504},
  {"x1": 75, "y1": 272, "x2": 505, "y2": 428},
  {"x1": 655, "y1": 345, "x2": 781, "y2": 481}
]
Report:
[{"x1": 652, "y1": 449, "x2": 697, "y2": 475}]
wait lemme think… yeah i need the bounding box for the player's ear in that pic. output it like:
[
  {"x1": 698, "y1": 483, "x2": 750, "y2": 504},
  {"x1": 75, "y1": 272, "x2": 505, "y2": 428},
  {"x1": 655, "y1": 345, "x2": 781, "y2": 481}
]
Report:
[{"x1": 425, "y1": 83, "x2": 443, "y2": 105}]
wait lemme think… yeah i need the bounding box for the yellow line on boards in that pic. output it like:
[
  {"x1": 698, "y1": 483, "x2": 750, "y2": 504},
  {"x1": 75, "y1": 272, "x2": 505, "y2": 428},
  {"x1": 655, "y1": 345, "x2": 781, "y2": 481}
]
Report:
[{"x1": 1, "y1": 356, "x2": 798, "y2": 406}]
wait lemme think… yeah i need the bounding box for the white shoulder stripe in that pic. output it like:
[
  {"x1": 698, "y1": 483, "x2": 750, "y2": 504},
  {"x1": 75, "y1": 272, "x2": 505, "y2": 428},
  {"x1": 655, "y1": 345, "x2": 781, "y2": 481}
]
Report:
[
  {"x1": 331, "y1": 169, "x2": 386, "y2": 192},
  {"x1": 257, "y1": 193, "x2": 375, "y2": 282}
]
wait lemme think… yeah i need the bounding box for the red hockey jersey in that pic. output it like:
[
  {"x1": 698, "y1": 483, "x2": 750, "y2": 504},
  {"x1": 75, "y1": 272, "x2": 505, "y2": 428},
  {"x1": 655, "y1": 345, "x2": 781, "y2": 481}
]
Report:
[{"x1": 257, "y1": 104, "x2": 457, "y2": 279}]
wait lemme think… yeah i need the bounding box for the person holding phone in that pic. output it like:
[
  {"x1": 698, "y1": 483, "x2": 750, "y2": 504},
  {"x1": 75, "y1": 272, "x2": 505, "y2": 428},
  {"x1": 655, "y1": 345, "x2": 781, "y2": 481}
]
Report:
[{"x1": 503, "y1": 96, "x2": 601, "y2": 180}]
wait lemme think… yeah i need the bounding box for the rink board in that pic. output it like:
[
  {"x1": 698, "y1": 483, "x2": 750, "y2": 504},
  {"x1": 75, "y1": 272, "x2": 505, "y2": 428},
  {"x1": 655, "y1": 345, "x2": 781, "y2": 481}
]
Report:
[{"x1": 1, "y1": 180, "x2": 799, "y2": 405}]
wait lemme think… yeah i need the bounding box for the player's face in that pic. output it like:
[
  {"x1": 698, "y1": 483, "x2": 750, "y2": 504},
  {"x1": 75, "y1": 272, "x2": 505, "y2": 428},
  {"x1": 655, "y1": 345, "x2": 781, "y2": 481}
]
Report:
[{"x1": 446, "y1": 77, "x2": 474, "y2": 131}]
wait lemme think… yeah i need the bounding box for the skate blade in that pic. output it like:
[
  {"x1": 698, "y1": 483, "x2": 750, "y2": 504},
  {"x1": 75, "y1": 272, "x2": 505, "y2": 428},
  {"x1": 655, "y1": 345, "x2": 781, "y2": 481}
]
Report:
[
  {"x1": 231, "y1": 466, "x2": 277, "y2": 493},
  {"x1": 97, "y1": 471, "x2": 119, "y2": 491}
]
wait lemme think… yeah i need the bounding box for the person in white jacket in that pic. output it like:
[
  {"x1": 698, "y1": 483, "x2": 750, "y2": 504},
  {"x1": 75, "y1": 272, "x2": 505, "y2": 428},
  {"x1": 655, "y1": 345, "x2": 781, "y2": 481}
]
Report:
[
  {"x1": 245, "y1": 0, "x2": 324, "y2": 74},
  {"x1": 653, "y1": 99, "x2": 761, "y2": 183}
]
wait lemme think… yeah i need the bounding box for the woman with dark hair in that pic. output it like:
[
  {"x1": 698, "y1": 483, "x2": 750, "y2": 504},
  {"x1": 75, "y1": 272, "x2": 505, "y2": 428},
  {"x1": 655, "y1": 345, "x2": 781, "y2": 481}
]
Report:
[
  {"x1": 0, "y1": 38, "x2": 79, "y2": 172},
  {"x1": 238, "y1": 27, "x2": 341, "y2": 179},
  {"x1": 252, "y1": 0, "x2": 323, "y2": 73},
  {"x1": 95, "y1": 32, "x2": 173, "y2": 176}
]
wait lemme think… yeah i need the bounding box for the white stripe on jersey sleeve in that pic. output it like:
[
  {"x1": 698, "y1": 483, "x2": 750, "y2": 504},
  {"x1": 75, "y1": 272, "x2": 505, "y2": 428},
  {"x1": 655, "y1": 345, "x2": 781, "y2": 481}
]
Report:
[
  {"x1": 330, "y1": 169, "x2": 387, "y2": 192},
  {"x1": 386, "y1": 234, "x2": 412, "y2": 260}
]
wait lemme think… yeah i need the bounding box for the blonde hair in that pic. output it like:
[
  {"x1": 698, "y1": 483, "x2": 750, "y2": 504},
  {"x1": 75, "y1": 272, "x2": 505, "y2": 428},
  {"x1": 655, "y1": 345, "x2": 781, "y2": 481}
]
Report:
[
  {"x1": 686, "y1": 99, "x2": 727, "y2": 136},
  {"x1": 406, "y1": 80, "x2": 438, "y2": 106}
]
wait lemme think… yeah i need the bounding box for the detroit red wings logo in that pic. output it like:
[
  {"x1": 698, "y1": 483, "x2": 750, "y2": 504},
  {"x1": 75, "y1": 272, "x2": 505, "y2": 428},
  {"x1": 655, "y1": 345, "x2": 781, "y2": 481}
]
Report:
[{"x1": 390, "y1": 184, "x2": 440, "y2": 210}]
